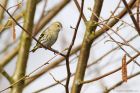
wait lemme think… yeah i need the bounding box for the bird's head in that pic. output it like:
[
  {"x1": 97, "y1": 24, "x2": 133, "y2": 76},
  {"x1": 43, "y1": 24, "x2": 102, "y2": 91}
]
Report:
[{"x1": 52, "y1": 21, "x2": 63, "y2": 31}]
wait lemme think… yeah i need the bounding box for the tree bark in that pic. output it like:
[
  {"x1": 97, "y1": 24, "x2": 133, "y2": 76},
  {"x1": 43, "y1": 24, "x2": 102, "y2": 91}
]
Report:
[
  {"x1": 11, "y1": 0, "x2": 37, "y2": 93},
  {"x1": 71, "y1": 0, "x2": 104, "y2": 93}
]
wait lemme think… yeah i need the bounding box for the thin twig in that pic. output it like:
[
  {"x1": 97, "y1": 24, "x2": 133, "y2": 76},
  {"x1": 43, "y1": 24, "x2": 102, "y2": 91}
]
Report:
[
  {"x1": 26, "y1": 1, "x2": 137, "y2": 91},
  {"x1": 32, "y1": 0, "x2": 48, "y2": 34},
  {"x1": 122, "y1": 0, "x2": 140, "y2": 35},
  {"x1": 32, "y1": 34, "x2": 139, "y2": 92},
  {"x1": 71, "y1": 0, "x2": 104, "y2": 92},
  {"x1": 0, "y1": 54, "x2": 57, "y2": 93},
  {"x1": 136, "y1": 0, "x2": 140, "y2": 27},
  {"x1": 0, "y1": 76, "x2": 27, "y2": 93},
  {"x1": 105, "y1": 0, "x2": 122, "y2": 24},
  {"x1": 65, "y1": 1, "x2": 85, "y2": 93},
  {"x1": 81, "y1": 52, "x2": 140, "y2": 84},
  {"x1": 91, "y1": 10, "x2": 140, "y2": 66},
  {"x1": 32, "y1": 32, "x2": 138, "y2": 93},
  {"x1": 0, "y1": 4, "x2": 66, "y2": 57},
  {"x1": 111, "y1": 15, "x2": 135, "y2": 29},
  {"x1": 105, "y1": 71, "x2": 140, "y2": 93},
  {"x1": 73, "y1": 0, "x2": 87, "y2": 22},
  {"x1": 49, "y1": 73, "x2": 65, "y2": 87},
  {"x1": 106, "y1": 27, "x2": 140, "y2": 66},
  {"x1": 32, "y1": 0, "x2": 70, "y2": 35}
]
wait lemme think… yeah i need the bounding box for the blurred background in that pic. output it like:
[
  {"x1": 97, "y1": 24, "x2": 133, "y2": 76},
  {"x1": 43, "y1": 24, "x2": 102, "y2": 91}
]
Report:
[{"x1": 0, "y1": 0, "x2": 140, "y2": 93}]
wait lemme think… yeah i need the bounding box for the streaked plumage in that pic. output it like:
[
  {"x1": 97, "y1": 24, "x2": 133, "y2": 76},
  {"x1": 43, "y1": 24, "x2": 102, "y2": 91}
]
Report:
[{"x1": 30, "y1": 21, "x2": 62, "y2": 52}]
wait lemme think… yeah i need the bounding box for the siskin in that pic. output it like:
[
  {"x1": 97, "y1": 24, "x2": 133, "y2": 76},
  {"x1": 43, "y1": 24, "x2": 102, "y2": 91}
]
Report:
[{"x1": 30, "y1": 21, "x2": 62, "y2": 52}]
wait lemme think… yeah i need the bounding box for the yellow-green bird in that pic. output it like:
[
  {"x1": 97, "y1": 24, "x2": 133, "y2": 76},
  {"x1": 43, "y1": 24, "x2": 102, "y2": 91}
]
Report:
[{"x1": 30, "y1": 21, "x2": 62, "y2": 52}]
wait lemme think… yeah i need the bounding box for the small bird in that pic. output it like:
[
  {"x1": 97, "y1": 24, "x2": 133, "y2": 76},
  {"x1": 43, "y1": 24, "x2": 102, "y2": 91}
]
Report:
[{"x1": 30, "y1": 21, "x2": 62, "y2": 52}]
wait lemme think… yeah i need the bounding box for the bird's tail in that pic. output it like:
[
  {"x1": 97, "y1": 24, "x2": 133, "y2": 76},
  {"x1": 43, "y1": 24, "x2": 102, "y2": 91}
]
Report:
[{"x1": 30, "y1": 46, "x2": 38, "y2": 52}]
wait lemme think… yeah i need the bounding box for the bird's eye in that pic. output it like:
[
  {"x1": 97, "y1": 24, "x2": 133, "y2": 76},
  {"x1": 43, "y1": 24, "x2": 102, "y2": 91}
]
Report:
[{"x1": 57, "y1": 24, "x2": 60, "y2": 27}]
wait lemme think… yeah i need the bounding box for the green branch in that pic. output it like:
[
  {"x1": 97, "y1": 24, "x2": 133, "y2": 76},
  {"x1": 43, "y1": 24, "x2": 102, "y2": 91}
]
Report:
[
  {"x1": 11, "y1": 0, "x2": 37, "y2": 93},
  {"x1": 71, "y1": 0, "x2": 104, "y2": 93}
]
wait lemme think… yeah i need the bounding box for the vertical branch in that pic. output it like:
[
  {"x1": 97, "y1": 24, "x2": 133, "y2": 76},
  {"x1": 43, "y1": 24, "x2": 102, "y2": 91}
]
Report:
[
  {"x1": 136, "y1": 0, "x2": 140, "y2": 27},
  {"x1": 0, "y1": 2, "x2": 66, "y2": 56},
  {"x1": 122, "y1": 0, "x2": 140, "y2": 35},
  {"x1": 11, "y1": 0, "x2": 37, "y2": 93},
  {"x1": 23, "y1": 0, "x2": 136, "y2": 87},
  {"x1": 94, "y1": 0, "x2": 136, "y2": 40},
  {"x1": 0, "y1": 0, "x2": 70, "y2": 79},
  {"x1": 71, "y1": 0, "x2": 104, "y2": 93},
  {"x1": 65, "y1": 0, "x2": 84, "y2": 93},
  {"x1": 73, "y1": 0, "x2": 87, "y2": 22},
  {"x1": 0, "y1": 0, "x2": 8, "y2": 22}
]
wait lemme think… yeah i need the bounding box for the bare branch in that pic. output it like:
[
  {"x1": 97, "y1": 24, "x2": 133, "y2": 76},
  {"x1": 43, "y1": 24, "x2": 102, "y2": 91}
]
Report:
[
  {"x1": 0, "y1": 3, "x2": 66, "y2": 57},
  {"x1": 73, "y1": 0, "x2": 87, "y2": 22},
  {"x1": 65, "y1": 0, "x2": 85, "y2": 93},
  {"x1": 71, "y1": 0, "x2": 104, "y2": 93},
  {"x1": 105, "y1": 71, "x2": 140, "y2": 93},
  {"x1": 122, "y1": 0, "x2": 140, "y2": 35},
  {"x1": 81, "y1": 52, "x2": 140, "y2": 84}
]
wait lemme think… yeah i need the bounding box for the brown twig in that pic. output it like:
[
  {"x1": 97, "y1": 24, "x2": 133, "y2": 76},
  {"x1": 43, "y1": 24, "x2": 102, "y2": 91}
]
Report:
[
  {"x1": 0, "y1": 53, "x2": 57, "y2": 93},
  {"x1": 111, "y1": 15, "x2": 135, "y2": 29},
  {"x1": 71, "y1": 0, "x2": 104, "y2": 93},
  {"x1": 136, "y1": 0, "x2": 140, "y2": 27},
  {"x1": 96, "y1": 0, "x2": 136, "y2": 39},
  {"x1": 49, "y1": 73, "x2": 65, "y2": 87},
  {"x1": 106, "y1": 30, "x2": 140, "y2": 67},
  {"x1": 0, "y1": 0, "x2": 137, "y2": 92},
  {"x1": 81, "y1": 52, "x2": 140, "y2": 84},
  {"x1": 122, "y1": 0, "x2": 140, "y2": 35},
  {"x1": 91, "y1": 10, "x2": 140, "y2": 66},
  {"x1": 32, "y1": 0, "x2": 70, "y2": 35},
  {"x1": 105, "y1": 0, "x2": 122, "y2": 24},
  {"x1": 32, "y1": 33, "x2": 138, "y2": 93},
  {"x1": 65, "y1": 1, "x2": 85, "y2": 93},
  {"x1": 105, "y1": 71, "x2": 140, "y2": 93},
  {"x1": 0, "y1": 0, "x2": 70, "y2": 74},
  {"x1": 0, "y1": 76, "x2": 27, "y2": 93},
  {"x1": 26, "y1": 0, "x2": 137, "y2": 90},
  {"x1": 25, "y1": 45, "x2": 81, "y2": 86},
  {"x1": 32, "y1": 33, "x2": 138, "y2": 92},
  {"x1": 0, "y1": 3, "x2": 66, "y2": 57},
  {"x1": 73, "y1": 0, "x2": 87, "y2": 22},
  {"x1": 32, "y1": 0, "x2": 48, "y2": 35},
  {"x1": 11, "y1": 0, "x2": 37, "y2": 92}
]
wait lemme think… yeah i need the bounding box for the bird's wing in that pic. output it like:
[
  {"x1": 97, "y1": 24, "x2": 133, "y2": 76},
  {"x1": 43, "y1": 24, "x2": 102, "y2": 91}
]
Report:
[
  {"x1": 38, "y1": 30, "x2": 46, "y2": 41},
  {"x1": 35, "y1": 28, "x2": 49, "y2": 47}
]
